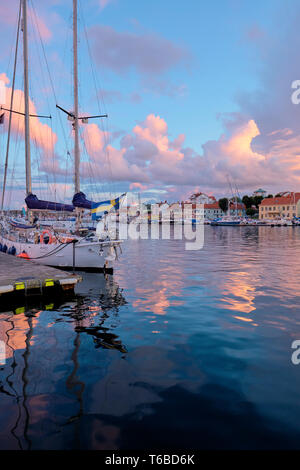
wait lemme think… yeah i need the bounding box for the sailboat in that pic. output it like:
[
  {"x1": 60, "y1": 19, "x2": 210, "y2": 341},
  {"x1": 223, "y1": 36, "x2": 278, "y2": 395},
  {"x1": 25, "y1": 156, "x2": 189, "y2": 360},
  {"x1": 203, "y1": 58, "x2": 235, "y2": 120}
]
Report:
[
  {"x1": 0, "y1": 0, "x2": 123, "y2": 271},
  {"x1": 211, "y1": 179, "x2": 242, "y2": 226}
]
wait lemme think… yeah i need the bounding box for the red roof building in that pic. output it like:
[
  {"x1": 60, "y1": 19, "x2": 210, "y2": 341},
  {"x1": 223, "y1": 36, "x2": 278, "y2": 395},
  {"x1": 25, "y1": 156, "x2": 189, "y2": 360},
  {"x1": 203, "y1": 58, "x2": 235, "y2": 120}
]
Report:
[{"x1": 259, "y1": 192, "x2": 300, "y2": 219}]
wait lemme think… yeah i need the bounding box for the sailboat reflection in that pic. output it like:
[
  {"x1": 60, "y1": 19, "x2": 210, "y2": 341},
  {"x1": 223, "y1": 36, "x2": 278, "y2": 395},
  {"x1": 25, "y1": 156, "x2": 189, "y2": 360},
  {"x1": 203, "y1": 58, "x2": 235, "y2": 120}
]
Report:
[{"x1": 0, "y1": 273, "x2": 127, "y2": 450}]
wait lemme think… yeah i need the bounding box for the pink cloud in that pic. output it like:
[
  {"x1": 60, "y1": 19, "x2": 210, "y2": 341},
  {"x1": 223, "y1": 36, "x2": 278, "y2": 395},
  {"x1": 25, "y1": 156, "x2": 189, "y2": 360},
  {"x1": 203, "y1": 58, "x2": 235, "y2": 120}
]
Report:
[
  {"x1": 0, "y1": 2, "x2": 52, "y2": 42},
  {"x1": 89, "y1": 25, "x2": 188, "y2": 77},
  {"x1": 243, "y1": 24, "x2": 265, "y2": 43},
  {"x1": 99, "y1": 0, "x2": 114, "y2": 9},
  {"x1": 80, "y1": 111, "x2": 300, "y2": 196},
  {"x1": 0, "y1": 2, "x2": 18, "y2": 26},
  {"x1": 5, "y1": 99, "x2": 298, "y2": 198},
  {"x1": 129, "y1": 182, "x2": 148, "y2": 191},
  {"x1": 2, "y1": 84, "x2": 57, "y2": 152},
  {"x1": 0, "y1": 73, "x2": 10, "y2": 86},
  {"x1": 29, "y1": 7, "x2": 52, "y2": 42},
  {"x1": 130, "y1": 92, "x2": 142, "y2": 104},
  {"x1": 99, "y1": 88, "x2": 123, "y2": 104},
  {"x1": 82, "y1": 122, "x2": 147, "y2": 182},
  {"x1": 1, "y1": 76, "x2": 60, "y2": 177}
]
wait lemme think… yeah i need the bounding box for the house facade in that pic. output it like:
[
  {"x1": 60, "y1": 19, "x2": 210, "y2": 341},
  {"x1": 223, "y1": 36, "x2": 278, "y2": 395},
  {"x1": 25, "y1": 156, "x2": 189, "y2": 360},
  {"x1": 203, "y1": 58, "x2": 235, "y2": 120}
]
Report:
[
  {"x1": 259, "y1": 193, "x2": 300, "y2": 219},
  {"x1": 203, "y1": 201, "x2": 246, "y2": 220},
  {"x1": 229, "y1": 202, "x2": 246, "y2": 217},
  {"x1": 189, "y1": 192, "x2": 216, "y2": 205},
  {"x1": 204, "y1": 202, "x2": 224, "y2": 220}
]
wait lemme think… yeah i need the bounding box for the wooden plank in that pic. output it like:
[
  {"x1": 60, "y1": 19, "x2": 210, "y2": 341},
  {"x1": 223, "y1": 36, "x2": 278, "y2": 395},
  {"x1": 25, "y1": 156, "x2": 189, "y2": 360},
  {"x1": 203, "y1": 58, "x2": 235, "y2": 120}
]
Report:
[{"x1": 0, "y1": 252, "x2": 81, "y2": 297}]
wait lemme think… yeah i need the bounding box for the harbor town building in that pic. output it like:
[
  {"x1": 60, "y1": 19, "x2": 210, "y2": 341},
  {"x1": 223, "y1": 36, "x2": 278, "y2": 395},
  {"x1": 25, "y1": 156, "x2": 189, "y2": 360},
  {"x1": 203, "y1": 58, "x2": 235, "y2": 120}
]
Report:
[
  {"x1": 204, "y1": 201, "x2": 246, "y2": 220},
  {"x1": 252, "y1": 188, "x2": 267, "y2": 198},
  {"x1": 189, "y1": 192, "x2": 216, "y2": 205},
  {"x1": 259, "y1": 193, "x2": 300, "y2": 219}
]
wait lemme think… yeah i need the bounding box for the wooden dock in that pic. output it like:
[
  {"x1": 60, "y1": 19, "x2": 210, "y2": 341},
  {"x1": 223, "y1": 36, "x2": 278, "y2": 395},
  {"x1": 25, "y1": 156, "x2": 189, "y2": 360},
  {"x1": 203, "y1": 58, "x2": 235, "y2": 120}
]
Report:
[{"x1": 0, "y1": 252, "x2": 82, "y2": 299}]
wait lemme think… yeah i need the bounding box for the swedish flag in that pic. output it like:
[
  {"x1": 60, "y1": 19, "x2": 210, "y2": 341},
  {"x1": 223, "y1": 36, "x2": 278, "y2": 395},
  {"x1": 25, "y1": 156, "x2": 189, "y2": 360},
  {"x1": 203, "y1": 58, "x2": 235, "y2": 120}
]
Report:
[{"x1": 91, "y1": 193, "x2": 126, "y2": 220}]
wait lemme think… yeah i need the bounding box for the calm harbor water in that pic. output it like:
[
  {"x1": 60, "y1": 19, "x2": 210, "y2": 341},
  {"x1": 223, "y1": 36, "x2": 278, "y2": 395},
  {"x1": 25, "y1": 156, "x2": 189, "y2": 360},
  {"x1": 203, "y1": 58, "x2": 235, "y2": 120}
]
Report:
[{"x1": 1, "y1": 226, "x2": 300, "y2": 450}]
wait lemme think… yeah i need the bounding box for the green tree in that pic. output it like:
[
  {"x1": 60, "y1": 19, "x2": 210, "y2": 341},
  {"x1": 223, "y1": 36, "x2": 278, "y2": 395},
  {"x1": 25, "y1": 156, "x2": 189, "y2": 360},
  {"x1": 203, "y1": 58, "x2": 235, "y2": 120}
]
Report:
[
  {"x1": 253, "y1": 195, "x2": 263, "y2": 208},
  {"x1": 246, "y1": 207, "x2": 257, "y2": 217},
  {"x1": 219, "y1": 198, "x2": 229, "y2": 212},
  {"x1": 242, "y1": 195, "x2": 253, "y2": 209},
  {"x1": 266, "y1": 194, "x2": 273, "y2": 198}
]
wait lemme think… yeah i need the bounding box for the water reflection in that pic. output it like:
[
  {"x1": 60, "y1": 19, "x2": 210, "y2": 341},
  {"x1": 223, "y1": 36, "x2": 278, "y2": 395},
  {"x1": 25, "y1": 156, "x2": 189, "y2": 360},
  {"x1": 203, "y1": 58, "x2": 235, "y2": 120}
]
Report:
[
  {"x1": 0, "y1": 274, "x2": 127, "y2": 450},
  {"x1": 1, "y1": 227, "x2": 300, "y2": 449},
  {"x1": 220, "y1": 271, "x2": 257, "y2": 324}
]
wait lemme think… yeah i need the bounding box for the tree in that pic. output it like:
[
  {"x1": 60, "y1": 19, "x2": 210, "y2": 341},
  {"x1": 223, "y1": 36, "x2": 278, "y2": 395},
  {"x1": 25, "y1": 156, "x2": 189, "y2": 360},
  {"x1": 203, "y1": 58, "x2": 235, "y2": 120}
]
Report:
[
  {"x1": 219, "y1": 198, "x2": 229, "y2": 212},
  {"x1": 253, "y1": 195, "x2": 263, "y2": 208},
  {"x1": 242, "y1": 195, "x2": 253, "y2": 209},
  {"x1": 246, "y1": 207, "x2": 257, "y2": 217},
  {"x1": 230, "y1": 196, "x2": 242, "y2": 203},
  {"x1": 266, "y1": 194, "x2": 273, "y2": 198}
]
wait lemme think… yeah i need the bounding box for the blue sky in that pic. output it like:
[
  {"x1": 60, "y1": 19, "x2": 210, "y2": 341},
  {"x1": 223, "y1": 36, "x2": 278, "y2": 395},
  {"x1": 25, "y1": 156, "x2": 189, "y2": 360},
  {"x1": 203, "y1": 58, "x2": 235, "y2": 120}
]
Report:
[{"x1": 1, "y1": 0, "x2": 300, "y2": 207}]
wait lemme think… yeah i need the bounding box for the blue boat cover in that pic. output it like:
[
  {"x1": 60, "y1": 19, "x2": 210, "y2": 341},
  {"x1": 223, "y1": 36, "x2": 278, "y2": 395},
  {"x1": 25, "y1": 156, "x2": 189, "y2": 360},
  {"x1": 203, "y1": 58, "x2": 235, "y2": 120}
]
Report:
[
  {"x1": 9, "y1": 219, "x2": 36, "y2": 230},
  {"x1": 72, "y1": 192, "x2": 92, "y2": 209},
  {"x1": 25, "y1": 193, "x2": 75, "y2": 212}
]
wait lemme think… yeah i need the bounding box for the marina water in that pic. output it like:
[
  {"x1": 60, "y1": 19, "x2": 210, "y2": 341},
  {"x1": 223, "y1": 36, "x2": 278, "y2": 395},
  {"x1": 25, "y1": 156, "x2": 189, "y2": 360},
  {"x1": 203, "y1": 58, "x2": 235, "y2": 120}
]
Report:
[{"x1": 1, "y1": 226, "x2": 300, "y2": 449}]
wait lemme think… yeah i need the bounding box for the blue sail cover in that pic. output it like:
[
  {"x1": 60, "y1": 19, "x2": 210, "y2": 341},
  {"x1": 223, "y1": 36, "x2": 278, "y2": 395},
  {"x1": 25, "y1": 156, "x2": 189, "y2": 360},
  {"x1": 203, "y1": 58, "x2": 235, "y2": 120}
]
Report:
[
  {"x1": 25, "y1": 193, "x2": 75, "y2": 212},
  {"x1": 9, "y1": 219, "x2": 36, "y2": 230},
  {"x1": 72, "y1": 192, "x2": 92, "y2": 209}
]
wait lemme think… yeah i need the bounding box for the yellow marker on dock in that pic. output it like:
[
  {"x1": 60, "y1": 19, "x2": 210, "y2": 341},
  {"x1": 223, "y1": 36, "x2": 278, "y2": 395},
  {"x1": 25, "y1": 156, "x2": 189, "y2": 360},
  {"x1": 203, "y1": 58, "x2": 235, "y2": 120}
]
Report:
[
  {"x1": 15, "y1": 307, "x2": 25, "y2": 315},
  {"x1": 0, "y1": 252, "x2": 82, "y2": 299},
  {"x1": 15, "y1": 282, "x2": 25, "y2": 291}
]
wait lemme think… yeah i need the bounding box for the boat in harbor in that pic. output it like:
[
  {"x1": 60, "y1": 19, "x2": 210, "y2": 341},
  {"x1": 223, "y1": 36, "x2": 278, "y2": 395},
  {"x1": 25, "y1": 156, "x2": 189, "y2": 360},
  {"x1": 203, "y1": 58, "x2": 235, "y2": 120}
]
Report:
[
  {"x1": 0, "y1": 0, "x2": 123, "y2": 271},
  {"x1": 292, "y1": 217, "x2": 300, "y2": 226},
  {"x1": 269, "y1": 218, "x2": 293, "y2": 226},
  {"x1": 211, "y1": 216, "x2": 241, "y2": 226}
]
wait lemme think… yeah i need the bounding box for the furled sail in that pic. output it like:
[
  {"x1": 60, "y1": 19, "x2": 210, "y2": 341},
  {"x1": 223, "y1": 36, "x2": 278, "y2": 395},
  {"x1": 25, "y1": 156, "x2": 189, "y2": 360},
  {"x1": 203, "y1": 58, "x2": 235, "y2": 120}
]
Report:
[
  {"x1": 72, "y1": 192, "x2": 92, "y2": 209},
  {"x1": 25, "y1": 193, "x2": 75, "y2": 212}
]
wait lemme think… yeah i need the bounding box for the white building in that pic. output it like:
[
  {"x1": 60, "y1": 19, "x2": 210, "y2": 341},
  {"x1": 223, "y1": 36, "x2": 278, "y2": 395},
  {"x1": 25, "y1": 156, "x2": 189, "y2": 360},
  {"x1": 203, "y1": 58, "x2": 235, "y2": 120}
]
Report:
[
  {"x1": 252, "y1": 188, "x2": 267, "y2": 198},
  {"x1": 204, "y1": 202, "x2": 224, "y2": 220},
  {"x1": 189, "y1": 192, "x2": 216, "y2": 205}
]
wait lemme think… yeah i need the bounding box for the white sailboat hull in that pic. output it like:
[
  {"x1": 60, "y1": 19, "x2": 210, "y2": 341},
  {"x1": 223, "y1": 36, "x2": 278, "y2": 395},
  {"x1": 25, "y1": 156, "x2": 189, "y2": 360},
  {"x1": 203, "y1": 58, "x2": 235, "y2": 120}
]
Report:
[{"x1": 0, "y1": 234, "x2": 122, "y2": 270}]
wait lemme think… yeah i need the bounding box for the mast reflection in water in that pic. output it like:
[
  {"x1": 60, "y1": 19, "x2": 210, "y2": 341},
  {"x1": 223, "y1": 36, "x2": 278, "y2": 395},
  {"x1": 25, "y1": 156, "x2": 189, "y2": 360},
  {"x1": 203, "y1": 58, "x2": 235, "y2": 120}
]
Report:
[
  {"x1": 1, "y1": 227, "x2": 300, "y2": 449},
  {"x1": 0, "y1": 274, "x2": 127, "y2": 450}
]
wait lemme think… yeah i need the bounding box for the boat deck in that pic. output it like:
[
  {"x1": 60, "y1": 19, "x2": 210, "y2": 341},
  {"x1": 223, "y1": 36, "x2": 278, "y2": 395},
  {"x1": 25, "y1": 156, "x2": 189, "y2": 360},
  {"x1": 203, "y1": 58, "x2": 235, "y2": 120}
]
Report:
[{"x1": 0, "y1": 252, "x2": 81, "y2": 299}]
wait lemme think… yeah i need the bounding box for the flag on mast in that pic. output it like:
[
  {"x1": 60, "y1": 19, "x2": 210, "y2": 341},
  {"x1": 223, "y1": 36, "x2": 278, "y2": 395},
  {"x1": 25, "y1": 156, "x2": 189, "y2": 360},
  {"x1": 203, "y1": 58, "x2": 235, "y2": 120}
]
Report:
[{"x1": 91, "y1": 193, "x2": 126, "y2": 220}]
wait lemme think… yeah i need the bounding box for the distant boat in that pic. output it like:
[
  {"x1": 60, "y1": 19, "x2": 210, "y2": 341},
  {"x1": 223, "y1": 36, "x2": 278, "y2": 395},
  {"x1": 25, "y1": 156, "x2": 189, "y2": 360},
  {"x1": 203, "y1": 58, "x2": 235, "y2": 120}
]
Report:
[
  {"x1": 211, "y1": 216, "x2": 241, "y2": 226},
  {"x1": 270, "y1": 218, "x2": 293, "y2": 226}
]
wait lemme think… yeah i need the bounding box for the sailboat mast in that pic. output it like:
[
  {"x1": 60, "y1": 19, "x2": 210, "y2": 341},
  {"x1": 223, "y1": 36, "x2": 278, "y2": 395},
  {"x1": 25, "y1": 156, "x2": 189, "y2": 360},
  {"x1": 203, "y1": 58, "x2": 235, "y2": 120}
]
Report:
[
  {"x1": 1, "y1": 1, "x2": 21, "y2": 211},
  {"x1": 73, "y1": 0, "x2": 80, "y2": 194},
  {"x1": 22, "y1": 0, "x2": 32, "y2": 195}
]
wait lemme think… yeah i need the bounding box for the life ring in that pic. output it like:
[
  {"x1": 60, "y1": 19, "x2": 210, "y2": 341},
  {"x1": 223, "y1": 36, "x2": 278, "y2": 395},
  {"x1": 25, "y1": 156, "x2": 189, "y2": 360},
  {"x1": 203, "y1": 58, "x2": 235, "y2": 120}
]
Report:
[{"x1": 40, "y1": 230, "x2": 53, "y2": 244}]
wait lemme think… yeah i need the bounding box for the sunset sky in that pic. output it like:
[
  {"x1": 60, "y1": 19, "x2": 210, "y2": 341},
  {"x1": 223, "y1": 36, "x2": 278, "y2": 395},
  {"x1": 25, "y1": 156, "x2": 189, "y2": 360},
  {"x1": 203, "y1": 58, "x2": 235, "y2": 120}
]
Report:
[{"x1": 1, "y1": 0, "x2": 300, "y2": 208}]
